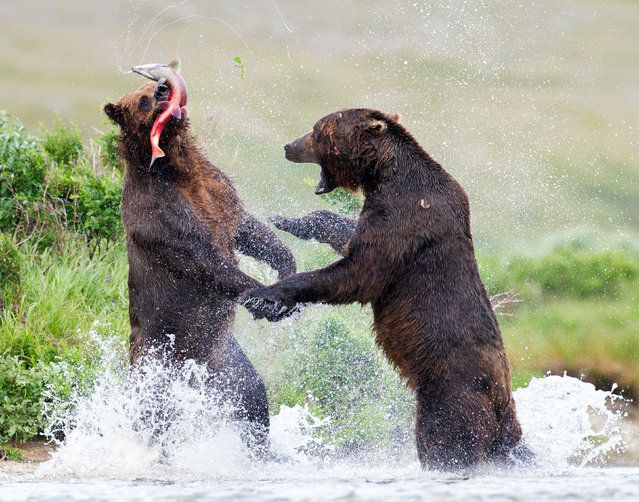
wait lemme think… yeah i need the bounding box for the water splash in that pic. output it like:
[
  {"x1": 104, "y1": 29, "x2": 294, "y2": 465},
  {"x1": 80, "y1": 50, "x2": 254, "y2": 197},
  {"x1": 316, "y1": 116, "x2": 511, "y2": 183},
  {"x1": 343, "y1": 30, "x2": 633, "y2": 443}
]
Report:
[
  {"x1": 38, "y1": 330, "x2": 630, "y2": 480},
  {"x1": 38, "y1": 328, "x2": 329, "y2": 480},
  {"x1": 514, "y1": 373, "x2": 628, "y2": 468}
]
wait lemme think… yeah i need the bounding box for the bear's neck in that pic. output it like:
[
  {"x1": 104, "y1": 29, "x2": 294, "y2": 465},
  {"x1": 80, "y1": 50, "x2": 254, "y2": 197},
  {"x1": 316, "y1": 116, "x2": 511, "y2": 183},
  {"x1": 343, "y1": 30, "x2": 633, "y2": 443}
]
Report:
[
  {"x1": 122, "y1": 131, "x2": 209, "y2": 184},
  {"x1": 163, "y1": 134, "x2": 210, "y2": 180}
]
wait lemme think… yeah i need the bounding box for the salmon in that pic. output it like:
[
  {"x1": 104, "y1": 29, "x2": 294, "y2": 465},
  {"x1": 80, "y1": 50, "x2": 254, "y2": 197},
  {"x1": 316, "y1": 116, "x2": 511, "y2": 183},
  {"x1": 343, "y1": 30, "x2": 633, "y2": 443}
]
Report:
[{"x1": 131, "y1": 58, "x2": 188, "y2": 166}]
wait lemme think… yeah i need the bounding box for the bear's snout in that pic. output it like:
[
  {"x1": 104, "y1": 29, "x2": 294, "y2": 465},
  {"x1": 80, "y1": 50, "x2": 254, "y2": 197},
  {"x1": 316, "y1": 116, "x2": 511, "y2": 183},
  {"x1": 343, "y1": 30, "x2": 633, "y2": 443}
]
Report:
[{"x1": 284, "y1": 131, "x2": 319, "y2": 164}]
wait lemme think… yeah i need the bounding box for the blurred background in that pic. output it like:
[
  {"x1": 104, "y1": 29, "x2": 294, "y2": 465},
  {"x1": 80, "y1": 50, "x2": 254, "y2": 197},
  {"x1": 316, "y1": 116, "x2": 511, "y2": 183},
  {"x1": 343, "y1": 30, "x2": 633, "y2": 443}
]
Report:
[
  {"x1": 2, "y1": 0, "x2": 638, "y2": 248},
  {"x1": 0, "y1": 0, "x2": 637, "y2": 457}
]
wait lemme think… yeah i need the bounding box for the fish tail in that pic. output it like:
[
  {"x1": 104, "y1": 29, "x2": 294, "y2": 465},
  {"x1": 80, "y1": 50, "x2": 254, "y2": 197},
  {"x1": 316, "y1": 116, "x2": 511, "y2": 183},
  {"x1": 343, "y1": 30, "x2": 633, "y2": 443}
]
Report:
[
  {"x1": 150, "y1": 143, "x2": 165, "y2": 167},
  {"x1": 149, "y1": 110, "x2": 170, "y2": 167}
]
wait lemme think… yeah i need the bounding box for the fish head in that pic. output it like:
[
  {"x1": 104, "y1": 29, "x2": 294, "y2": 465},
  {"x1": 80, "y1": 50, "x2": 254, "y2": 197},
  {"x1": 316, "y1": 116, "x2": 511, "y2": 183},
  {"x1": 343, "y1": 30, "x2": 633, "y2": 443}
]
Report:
[
  {"x1": 130, "y1": 62, "x2": 170, "y2": 81},
  {"x1": 131, "y1": 59, "x2": 187, "y2": 107}
]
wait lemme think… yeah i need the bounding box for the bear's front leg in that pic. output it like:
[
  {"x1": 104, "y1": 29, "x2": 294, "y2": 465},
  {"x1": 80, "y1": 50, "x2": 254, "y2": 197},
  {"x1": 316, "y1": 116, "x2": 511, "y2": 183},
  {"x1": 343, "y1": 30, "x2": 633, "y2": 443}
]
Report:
[
  {"x1": 236, "y1": 213, "x2": 296, "y2": 278},
  {"x1": 242, "y1": 254, "x2": 375, "y2": 321},
  {"x1": 269, "y1": 210, "x2": 357, "y2": 256}
]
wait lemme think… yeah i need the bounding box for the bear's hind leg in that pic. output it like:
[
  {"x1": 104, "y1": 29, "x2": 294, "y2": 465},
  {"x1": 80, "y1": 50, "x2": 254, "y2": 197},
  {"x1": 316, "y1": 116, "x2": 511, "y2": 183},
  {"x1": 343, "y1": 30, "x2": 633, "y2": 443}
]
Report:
[
  {"x1": 415, "y1": 389, "x2": 498, "y2": 471},
  {"x1": 213, "y1": 338, "x2": 271, "y2": 459},
  {"x1": 494, "y1": 401, "x2": 532, "y2": 464}
]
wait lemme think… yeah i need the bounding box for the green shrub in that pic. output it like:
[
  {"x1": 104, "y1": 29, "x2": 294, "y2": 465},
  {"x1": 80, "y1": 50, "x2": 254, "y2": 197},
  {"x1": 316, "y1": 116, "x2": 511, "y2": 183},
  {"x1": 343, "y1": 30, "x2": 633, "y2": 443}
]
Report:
[
  {"x1": 74, "y1": 168, "x2": 123, "y2": 245},
  {"x1": 47, "y1": 157, "x2": 123, "y2": 247},
  {"x1": 42, "y1": 118, "x2": 83, "y2": 166},
  {"x1": 0, "y1": 443, "x2": 23, "y2": 460},
  {"x1": 305, "y1": 178, "x2": 362, "y2": 215},
  {"x1": 48, "y1": 161, "x2": 85, "y2": 202},
  {"x1": 322, "y1": 187, "x2": 363, "y2": 215},
  {"x1": 96, "y1": 128, "x2": 123, "y2": 172},
  {"x1": 1, "y1": 112, "x2": 122, "y2": 247},
  {"x1": 293, "y1": 319, "x2": 381, "y2": 413},
  {"x1": 0, "y1": 111, "x2": 47, "y2": 230},
  {"x1": 0, "y1": 232, "x2": 21, "y2": 295},
  {"x1": 274, "y1": 317, "x2": 412, "y2": 450},
  {"x1": 0, "y1": 349, "x2": 89, "y2": 443},
  {"x1": 0, "y1": 353, "x2": 66, "y2": 442},
  {"x1": 333, "y1": 401, "x2": 392, "y2": 450}
]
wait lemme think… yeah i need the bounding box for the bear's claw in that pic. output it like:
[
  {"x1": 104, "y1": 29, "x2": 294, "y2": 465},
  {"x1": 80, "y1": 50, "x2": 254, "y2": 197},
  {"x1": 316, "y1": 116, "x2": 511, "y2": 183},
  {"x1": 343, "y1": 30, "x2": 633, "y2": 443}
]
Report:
[{"x1": 241, "y1": 294, "x2": 299, "y2": 322}]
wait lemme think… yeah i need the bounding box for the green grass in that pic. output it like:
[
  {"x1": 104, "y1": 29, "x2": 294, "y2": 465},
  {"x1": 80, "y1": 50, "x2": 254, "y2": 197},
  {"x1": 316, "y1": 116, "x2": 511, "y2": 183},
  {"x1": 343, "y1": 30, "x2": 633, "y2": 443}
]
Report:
[
  {"x1": 0, "y1": 240, "x2": 128, "y2": 443},
  {"x1": 0, "y1": 444, "x2": 23, "y2": 461},
  {"x1": 0, "y1": 242, "x2": 128, "y2": 365},
  {"x1": 1, "y1": 217, "x2": 638, "y2": 445},
  {"x1": 503, "y1": 290, "x2": 639, "y2": 395}
]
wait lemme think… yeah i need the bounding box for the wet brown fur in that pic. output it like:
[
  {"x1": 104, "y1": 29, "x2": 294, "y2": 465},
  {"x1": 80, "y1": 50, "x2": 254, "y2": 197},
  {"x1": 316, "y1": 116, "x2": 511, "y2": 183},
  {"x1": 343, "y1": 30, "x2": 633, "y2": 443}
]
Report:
[
  {"x1": 248, "y1": 108, "x2": 525, "y2": 469},
  {"x1": 104, "y1": 82, "x2": 296, "y2": 454}
]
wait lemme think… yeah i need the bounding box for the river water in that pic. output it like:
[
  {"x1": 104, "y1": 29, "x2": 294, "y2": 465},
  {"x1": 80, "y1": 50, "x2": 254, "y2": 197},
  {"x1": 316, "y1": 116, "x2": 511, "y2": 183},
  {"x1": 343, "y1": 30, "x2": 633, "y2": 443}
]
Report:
[
  {"x1": 2, "y1": 466, "x2": 639, "y2": 501},
  {"x1": 1, "y1": 336, "x2": 637, "y2": 501}
]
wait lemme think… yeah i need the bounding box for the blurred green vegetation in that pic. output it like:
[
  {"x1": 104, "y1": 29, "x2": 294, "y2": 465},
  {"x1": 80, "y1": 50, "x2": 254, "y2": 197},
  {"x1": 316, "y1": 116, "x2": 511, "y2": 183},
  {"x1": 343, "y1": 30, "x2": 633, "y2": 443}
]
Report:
[
  {"x1": 271, "y1": 317, "x2": 412, "y2": 452},
  {"x1": 42, "y1": 117, "x2": 84, "y2": 166},
  {"x1": 4, "y1": 0, "x2": 638, "y2": 252},
  {"x1": 0, "y1": 443, "x2": 23, "y2": 461},
  {"x1": 95, "y1": 129, "x2": 123, "y2": 173},
  {"x1": 0, "y1": 113, "x2": 637, "y2": 451},
  {"x1": 0, "y1": 112, "x2": 123, "y2": 253},
  {"x1": 312, "y1": 183, "x2": 363, "y2": 216},
  {"x1": 0, "y1": 232, "x2": 22, "y2": 303},
  {"x1": 0, "y1": 354, "x2": 67, "y2": 443},
  {"x1": 0, "y1": 111, "x2": 47, "y2": 230},
  {"x1": 0, "y1": 112, "x2": 127, "y2": 443}
]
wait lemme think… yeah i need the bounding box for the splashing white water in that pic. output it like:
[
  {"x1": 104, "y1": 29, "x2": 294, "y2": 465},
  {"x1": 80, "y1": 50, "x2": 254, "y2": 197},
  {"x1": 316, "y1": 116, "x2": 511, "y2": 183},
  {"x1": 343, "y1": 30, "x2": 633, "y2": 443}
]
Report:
[
  {"x1": 39, "y1": 328, "x2": 331, "y2": 480},
  {"x1": 37, "y1": 330, "x2": 629, "y2": 480},
  {"x1": 513, "y1": 374, "x2": 627, "y2": 468}
]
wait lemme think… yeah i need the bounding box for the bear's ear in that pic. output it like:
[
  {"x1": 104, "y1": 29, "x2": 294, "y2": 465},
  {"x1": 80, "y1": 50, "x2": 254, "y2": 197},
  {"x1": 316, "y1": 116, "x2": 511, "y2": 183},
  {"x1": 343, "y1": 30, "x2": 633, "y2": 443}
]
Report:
[
  {"x1": 103, "y1": 103, "x2": 123, "y2": 125},
  {"x1": 365, "y1": 119, "x2": 387, "y2": 134},
  {"x1": 386, "y1": 112, "x2": 401, "y2": 123}
]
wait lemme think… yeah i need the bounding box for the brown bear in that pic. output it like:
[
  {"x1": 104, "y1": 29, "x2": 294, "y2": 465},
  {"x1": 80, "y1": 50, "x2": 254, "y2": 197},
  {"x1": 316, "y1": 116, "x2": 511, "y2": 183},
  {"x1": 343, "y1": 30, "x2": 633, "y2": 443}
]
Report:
[
  {"x1": 104, "y1": 81, "x2": 296, "y2": 456},
  {"x1": 244, "y1": 109, "x2": 525, "y2": 470}
]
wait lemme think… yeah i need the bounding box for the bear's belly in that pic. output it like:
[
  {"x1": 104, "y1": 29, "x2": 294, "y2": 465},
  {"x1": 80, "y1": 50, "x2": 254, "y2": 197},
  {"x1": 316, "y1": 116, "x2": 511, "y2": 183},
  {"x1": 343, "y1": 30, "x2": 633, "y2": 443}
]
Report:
[
  {"x1": 127, "y1": 257, "x2": 237, "y2": 363},
  {"x1": 371, "y1": 289, "x2": 507, "y2": 390},
  {"x1": 123, "y1": 175, "x2": 242, "y2": 363}
]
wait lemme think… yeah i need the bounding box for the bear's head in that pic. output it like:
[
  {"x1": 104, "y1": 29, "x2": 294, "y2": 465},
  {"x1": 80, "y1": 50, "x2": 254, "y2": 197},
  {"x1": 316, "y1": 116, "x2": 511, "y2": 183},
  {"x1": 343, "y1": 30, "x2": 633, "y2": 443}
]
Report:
[
  {"x1": 103, "y1": 81, "x2": 187, "y2": 145},
  {"x1": 284, "y1": 108, "x2": 401, "y2": 195}
]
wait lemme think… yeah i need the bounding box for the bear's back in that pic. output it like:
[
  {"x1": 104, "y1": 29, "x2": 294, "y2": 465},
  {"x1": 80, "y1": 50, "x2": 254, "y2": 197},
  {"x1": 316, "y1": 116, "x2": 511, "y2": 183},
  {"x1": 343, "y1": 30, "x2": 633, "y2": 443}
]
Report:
[{"x1": 360, "y1": 158, "x2": 503, "y2": 388}]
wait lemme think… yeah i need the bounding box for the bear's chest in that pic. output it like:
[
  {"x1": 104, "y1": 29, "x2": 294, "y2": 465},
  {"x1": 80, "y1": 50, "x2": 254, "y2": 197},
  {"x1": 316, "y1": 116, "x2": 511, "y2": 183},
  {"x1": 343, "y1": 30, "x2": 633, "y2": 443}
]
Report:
[
  {"x1": 121, "y1": 174, "x2": 240, "y2": 257},
  {"x1": 177, "y1": 176, "x2": 242, "y2": 253}
]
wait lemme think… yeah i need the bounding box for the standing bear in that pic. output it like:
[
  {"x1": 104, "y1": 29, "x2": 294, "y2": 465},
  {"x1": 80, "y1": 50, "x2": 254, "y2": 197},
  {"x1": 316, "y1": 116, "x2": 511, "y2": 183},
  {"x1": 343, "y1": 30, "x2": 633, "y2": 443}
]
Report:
[
  {"x1": 104, "y1": 81, "x2": 296, "y2": 456},
  {"x1": 245, "y1": 109, "x2": 524, "y2": 469}
]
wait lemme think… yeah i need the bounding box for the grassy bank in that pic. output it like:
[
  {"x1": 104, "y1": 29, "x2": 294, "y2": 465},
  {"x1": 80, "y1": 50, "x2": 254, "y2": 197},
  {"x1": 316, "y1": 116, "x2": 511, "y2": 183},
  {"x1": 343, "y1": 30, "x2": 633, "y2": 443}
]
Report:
[{"x1": 1, "y1": 112, "x2": 637, "y2": 452}]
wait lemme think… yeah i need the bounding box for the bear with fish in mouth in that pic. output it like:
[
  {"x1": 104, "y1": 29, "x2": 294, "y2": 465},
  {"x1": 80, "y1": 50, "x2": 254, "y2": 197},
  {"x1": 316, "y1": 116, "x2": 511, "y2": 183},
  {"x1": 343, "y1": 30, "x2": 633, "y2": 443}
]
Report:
[
  {"x1": 244, "y1": 109, "x2": 526, "y2": 470},
  {"x1": 103, "y1": 72, "x2": 296, "y2": 456}
]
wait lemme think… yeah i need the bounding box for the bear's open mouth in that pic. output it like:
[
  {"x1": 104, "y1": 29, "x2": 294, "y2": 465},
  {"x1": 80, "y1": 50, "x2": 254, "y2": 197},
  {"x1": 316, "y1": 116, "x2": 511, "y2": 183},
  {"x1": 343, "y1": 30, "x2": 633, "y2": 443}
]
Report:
[
  {"x1": 154, "y1": 82, "x2": 170, "y2": 102},
  {"x1": 315, "y1": 167, "x2": 337, "y2": 195}
]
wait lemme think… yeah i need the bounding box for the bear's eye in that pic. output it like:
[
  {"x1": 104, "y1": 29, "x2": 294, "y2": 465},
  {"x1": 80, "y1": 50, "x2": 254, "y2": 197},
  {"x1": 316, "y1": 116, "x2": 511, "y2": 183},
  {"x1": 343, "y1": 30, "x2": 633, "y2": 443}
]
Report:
[{"x1": 138, "y1": 95, "x2": 152, "y2": 112}]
